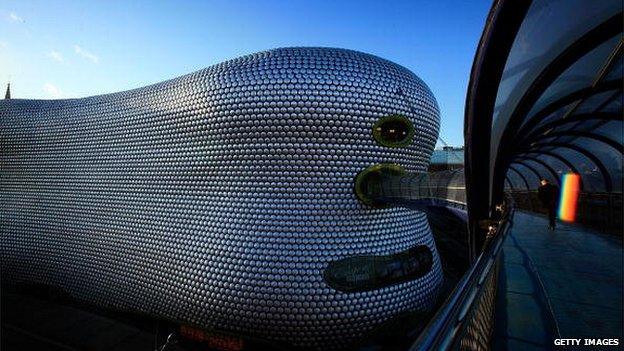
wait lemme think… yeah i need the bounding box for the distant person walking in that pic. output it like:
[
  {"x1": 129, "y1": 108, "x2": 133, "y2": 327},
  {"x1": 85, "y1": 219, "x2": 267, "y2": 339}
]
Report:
[{"x1": 538, "y1": 179, "x2": 560, "y2": 231}]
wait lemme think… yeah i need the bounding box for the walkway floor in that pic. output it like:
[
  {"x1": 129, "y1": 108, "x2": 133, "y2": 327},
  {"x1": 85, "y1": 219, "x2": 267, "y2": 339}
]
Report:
[{"x1": 493, "y1": 211, "x2": 623, "y2": 350}]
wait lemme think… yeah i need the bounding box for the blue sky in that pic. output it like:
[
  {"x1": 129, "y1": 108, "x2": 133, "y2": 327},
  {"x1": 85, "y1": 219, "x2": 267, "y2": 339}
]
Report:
[{"x1": 0, "y1": 0, "x2": 492, "y2": 146}]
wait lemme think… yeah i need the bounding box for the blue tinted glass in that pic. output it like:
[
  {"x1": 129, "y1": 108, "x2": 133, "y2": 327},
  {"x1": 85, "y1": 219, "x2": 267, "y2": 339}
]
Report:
[
  {"x1": 522, "y1": 158, "x2": 559, "y2": 184},
  {"x1": 548, "y1": 146, "x2": 606, "y2": 192},
  {"x1": 506, "y1": 169, "x2": 527, "y2": 190},
  {"x1": 592, "y1": 120, "x2": 623, "y2": 143},
  {"x1": 512, "y1": 162, "x2": 542, "y2": 189},
  {"x1": 598, "y1": 92, "x2": 623, "y2": 113},
  {"x1": 528, "y1": 35, "x2": 620, "y2": 119},
  {"x1": 572, "y1": 137, "x2": 622, "y2": 192},
  {"x1": 490, "y1": 0, "x2": 621, "y2": 165},
  {"x1": 573, "y1": 90, "x2": 619, "y2": 114}
]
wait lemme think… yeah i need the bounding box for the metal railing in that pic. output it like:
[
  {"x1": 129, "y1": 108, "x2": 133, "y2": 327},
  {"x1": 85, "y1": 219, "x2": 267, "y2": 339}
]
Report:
[
  {"x1": 410, "y1": 195, "x2": 514, "y2": 351},
  {"x1": 508, "y1": 190, "x2": 622, "y2": 235}
]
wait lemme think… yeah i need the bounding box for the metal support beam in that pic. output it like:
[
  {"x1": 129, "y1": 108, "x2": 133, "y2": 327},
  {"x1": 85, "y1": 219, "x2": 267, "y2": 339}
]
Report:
[
  {"x1": 505, "y1": 176, "x2": 515, "y2": 191},
  {"x1": 464, "y1": 0, "x2": 532, "y2": 260},
  {"x1": 515, "y1": 82, "x2": 621, "y2": 138},
  {"x1": 514, "y1": 155, "x2": 562, "y2": 187},
  {"x1": 522, "y1": 142, "x2": 613, "y2": 192},
  {"x1": 512, "y1": 160, "x2": 549, "y2": 187},
  {"x1": 519, "y1": 112, "x2": 620, "y2": 146},
  {"x1": 531, "y1": 130, "x2": 624, "y2": 154},
  {"x1": 492, "y1": 13, "x2": 622, "y2": 206},
  {"x1": 508, "y1": 165, "x2": 531, "y2": 191}
]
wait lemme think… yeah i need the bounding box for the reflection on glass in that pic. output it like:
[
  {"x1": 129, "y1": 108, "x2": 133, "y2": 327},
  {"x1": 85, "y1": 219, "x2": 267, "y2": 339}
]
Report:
[{"x1": 558, "y1": 173, "x2": 581, "y2": 222}]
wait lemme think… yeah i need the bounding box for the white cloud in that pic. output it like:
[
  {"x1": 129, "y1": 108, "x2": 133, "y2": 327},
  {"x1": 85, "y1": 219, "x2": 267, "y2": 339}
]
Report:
[
  {"x1": 8, "y1": 12, "x2": 24, "y2": 23},
  {"x1": 73, "y1": 45, "x2": 99, "y2": 64},
  {"x1": 47, "y1": 50, "x2": 64, "y2": 63},
  {"x1": 43, "y1": 83, "x2": 63, "y2": 98}
]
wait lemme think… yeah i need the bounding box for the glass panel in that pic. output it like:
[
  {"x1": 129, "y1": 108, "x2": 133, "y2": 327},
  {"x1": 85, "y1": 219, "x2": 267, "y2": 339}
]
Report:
[
  {"x1": 604, "y1": 52, "x2": 623, "y2": 81},
  {"x1": 598, "y1": 92, "x2": 623, "y2": 113},
  {"x1": 529, "y1": 135, "x2": 560, "y2": 146},
  {"x1": 506, "y1": 169, "x2": 527, "y2": 190},
  {"x1": 522, "y1": 158, "x2": 559, "y2": 184},
  {"x1": 523, "y1": 101, "x2": 577, "y2": 132},
  {"x1": 505, "y1": 178, "x2": 513, "y2": 190},
  {"x1": 489, "y1": 0, "x2": 620, "y2": 174},
  {"x1": 532, "y1": 153, "x2": 575, "y2": 185},
  {"x1": 592, "y1": 120, "x2": 624, "y2": 143},
  {"x1": 530, "y1": 153, "x2": 572, "y2": 173},
  {"x1": 512, "y1": 162, "x2": 542, "y2": 189},
  {"x1": 545, "y1": 119, "x2": 606, "y2": 136},
  {"x1": 546, "y1": 133, "x2": 581, "y2": 145},
  {"x1": 528, "y1": 35, "x2": 620, "y2": 118},
  {"x1": 573, "y1": 90, "x2": 619, "y2": 114},
  {"x1": 451, "y1": 169, "x2": 465, "y2": 187},
  {"x1": 571, "y1": 137, "x2": 623, "y2": 192},
  {"x1": 548, "y1": 146, "x2": 605, "y2": 192}
]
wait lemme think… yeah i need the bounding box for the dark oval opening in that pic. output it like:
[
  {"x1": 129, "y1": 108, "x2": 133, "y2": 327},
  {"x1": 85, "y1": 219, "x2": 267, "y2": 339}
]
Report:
[
  {"x1": 372, "y1": 115, "x2": 414, "y2": 148},
  {"x1": 323, "y1": 245, "x2": 434, "y2": 292}
]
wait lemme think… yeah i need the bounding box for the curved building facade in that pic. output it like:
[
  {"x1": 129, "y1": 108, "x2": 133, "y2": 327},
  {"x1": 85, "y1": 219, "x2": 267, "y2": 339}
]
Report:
[{"x1": 0, "y1": 47, "x2": 441, "y2": 349}]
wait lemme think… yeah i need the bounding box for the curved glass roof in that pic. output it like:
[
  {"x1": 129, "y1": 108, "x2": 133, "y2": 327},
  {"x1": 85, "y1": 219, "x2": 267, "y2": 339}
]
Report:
[{"x1": 465, "y1": 0, "x2": 622, "y2": 250}]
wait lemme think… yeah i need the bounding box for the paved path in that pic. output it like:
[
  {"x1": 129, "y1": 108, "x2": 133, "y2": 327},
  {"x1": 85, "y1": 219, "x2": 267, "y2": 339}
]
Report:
[{"x1": 493, "y1": 211, "x2": 623, "y2": 350}]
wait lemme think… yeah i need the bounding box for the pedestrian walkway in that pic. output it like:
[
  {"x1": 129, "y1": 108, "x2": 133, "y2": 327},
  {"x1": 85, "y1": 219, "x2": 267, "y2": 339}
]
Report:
[{"x1": 493, "y1": 211, "x2": 623, "y2": 350}]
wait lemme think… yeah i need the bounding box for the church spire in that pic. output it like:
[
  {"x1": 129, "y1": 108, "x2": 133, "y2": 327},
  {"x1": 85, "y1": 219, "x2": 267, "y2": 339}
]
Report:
[{"x1": 4, "y1": 82, "x2": 10, "y2": 99}]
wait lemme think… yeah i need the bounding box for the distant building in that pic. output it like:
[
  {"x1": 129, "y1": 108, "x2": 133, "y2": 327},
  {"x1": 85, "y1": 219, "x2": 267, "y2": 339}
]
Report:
[{"x1": 429, "y1": 146, "x2": 464, "y2": 171}]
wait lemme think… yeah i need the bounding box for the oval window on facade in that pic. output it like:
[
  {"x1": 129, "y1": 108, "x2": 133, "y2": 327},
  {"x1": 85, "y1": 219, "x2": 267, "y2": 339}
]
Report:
[{"x1": 372, "y1": 114, "x2": 415, "y2": 148}]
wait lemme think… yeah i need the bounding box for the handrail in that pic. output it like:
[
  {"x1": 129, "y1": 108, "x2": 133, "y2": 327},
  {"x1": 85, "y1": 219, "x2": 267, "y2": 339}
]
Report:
[{"x1": 410, "y1": 196, "x2": 515, "y2": 350}]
